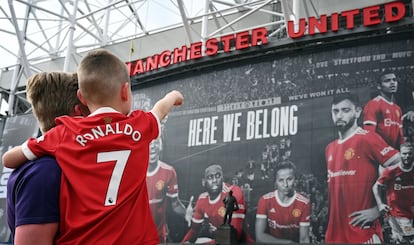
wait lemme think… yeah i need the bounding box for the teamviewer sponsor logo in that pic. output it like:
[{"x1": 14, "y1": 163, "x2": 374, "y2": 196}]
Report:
[{"x1": 327, "y1": 169, "x2": 356, "y2": 181}]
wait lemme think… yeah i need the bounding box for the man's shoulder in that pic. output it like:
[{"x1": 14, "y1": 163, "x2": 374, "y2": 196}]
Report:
[
  {"x1": 13, "y1": 156, "x2": 60, "y2": 175},
  {"x1": 261, "y1": 191, "x2": 276, "y2": 200},
  {"x1": 32, "y1": 156, "x2": 61, "y2": 171},
  {"x1": 9, "y1": 157, "x2": 61, "y2": 191},
  {"x1": 364, "y1": 96, "x2": 385, "y2": 110},
  {"x1": 197, "y1": 191, "x2": 210, "y2": 200},
  {"x1": 295, "y1": 192, "x2": 310, "y2": 205}
]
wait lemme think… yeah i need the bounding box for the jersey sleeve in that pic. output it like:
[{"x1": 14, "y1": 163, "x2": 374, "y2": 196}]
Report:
[
  {"x1": 148, "y1": 111, "x2": 161, "y2": 140},
  {"x1": 365, "y1": 131, "x2": 400, "y2": 167},
  {"x1": 363, "y1": 100, "x2": 378, "y2": 126},
  {"x1": 300, "y1": 198, "x2": 311, "y2": 225},
  {"x1": 376, "y1": 167, "x2": 393, "y2": 186},
  {"x1": 23, "y1": 127, "x2": 62, "y2": 160},
  {"x1": 15, "y1": 157, "x2": 61, "y2": 226},
  {"x1": 256, "y1": 195, "x2": 267, "y2": 219},
  {"x1": 191, "y1": 195, "x2": 205, "y2": 224}
]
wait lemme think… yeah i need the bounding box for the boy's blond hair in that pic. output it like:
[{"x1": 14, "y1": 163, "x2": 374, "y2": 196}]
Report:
[
  {"x1": 77, "y1": 49, "x2": 130, "y2": 105},
  {"x1": 26, "y1": 72, "x2": 85, "y2": 133}
]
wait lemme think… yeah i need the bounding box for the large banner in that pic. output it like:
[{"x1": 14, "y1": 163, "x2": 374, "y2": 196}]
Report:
[
  {"x1": 0, "y1": 114, "x2": 39, "y2": 243},
  {"x1": 133, "y1": 35, "x2": 414, "y2": 243}
]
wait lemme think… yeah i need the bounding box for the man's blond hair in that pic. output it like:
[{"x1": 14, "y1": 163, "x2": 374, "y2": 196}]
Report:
[{"x1": 26, "y1": 72, "x2": 83, "y2": 133}]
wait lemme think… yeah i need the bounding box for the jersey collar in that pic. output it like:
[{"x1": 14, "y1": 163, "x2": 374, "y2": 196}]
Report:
[{"x1": 89, "y1": 107, "x2": 121, "y2": 116}]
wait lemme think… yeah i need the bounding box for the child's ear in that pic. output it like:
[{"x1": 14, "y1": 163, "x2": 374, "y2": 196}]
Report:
[
  {"x1": 121, "y1": 82, "x2": 130, "y2": 101},
  {"x1": 77, "y1": 89, "x2": 87, "y2": 106}
]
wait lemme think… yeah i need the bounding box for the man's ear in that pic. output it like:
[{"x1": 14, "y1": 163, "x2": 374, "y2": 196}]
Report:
[
  {"x1": 376, "y1": 83, "x2": 382, "y2": 91},
  {"x1": 202, "y1": 178, "x2": 206, "y2": 187},
  {"x1": 73, "y1": 104, "x2": 90, "y2": 117},
  {"x1": 72, "y1": 104, "x2": 82, "y2": 116}
]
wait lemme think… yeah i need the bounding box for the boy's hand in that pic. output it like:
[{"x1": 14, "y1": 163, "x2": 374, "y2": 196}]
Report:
[
  {"x1": 170, "y1": 90, "x2": 184, "y2": 106},
  {"x1": 151, "y1": 90, "x2": 184, "y2": 121}
]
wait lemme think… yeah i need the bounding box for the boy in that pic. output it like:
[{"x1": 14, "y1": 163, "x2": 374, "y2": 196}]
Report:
[{"x1": 3, "y1": 49, "x2": 184, "y2": 245}]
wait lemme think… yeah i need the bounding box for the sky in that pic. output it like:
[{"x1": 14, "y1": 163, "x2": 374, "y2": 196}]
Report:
[{"x1": 0, "y1": 0, "x2": 215, "y2": 69}]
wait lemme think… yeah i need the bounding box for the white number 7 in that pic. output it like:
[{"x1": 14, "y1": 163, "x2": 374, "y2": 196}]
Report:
[{"x1": 97, "y1": 150, "x2": 131, "y2": 206}]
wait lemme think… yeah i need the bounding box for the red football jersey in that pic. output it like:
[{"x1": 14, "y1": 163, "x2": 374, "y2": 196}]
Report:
[
  {"x1": 256, "y1": 190, "x2": 311, "y2": 242},
  {"x1": 377, "y1": 164, "x2": 414, "y2": 219},
  {"x1": 182, "y1": 183, "x2": 245, "y2": 242},
  {"x1": 363, "y1": 95, "x2": 404, "y2": 149},
  {"x1": 325, "y1": 127, "x2": 400, "y2": 244},
  {"x1": 146, "y1": 161, "x2": 179, "y2": 243},
  {"x1": 22, "y1": 108, "x2": 160, "y2": 245}
]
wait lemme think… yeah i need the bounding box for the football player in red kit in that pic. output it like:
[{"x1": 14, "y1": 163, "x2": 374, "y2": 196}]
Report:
[
  {"x1": 363, "y1": 72, "x2": 404, "y2": 149},
  {"x1": 373, "y1": 143, "x2": 414, "y2": 243},
  {"x1": 147, "y1": 137, "x2": 190, "y2": 243},
  {"x1": 255, "y1": 160, "x2": 311, "y2": 243},
  {"x1": 182, "y1": 164, "x2": 248, "y2": 244},
  {"x1": 325, "y1": 92, "x2": 400, "y2": 244}
]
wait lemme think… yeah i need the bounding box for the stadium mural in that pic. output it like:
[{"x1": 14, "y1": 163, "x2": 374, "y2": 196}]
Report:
[
  {"x1": 132, "y1": 35, "x2": 414, "y2": 244},
  {"x1": 0, "y1": 114, "x2": 38, "y2": 242},
  {"x1": 0, "y1": 4, "x2": 413, "y2": 241}
]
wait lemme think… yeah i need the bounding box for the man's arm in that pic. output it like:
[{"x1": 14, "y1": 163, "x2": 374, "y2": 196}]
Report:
[
  {"x1": 151, "y1": 90, "x2": 183, "y2": 121},
  {"x1": 372, "y1": 181, "x2": 390, "y2": 214},
  {"x1": 14, "y1": 223, "x2": 58, "y2": 245},
  {"x1": 2, "y1": 145, "x2": 29, "y2": 169},
  {"x1": 255, "y1": 217, "x2": 293, "y2": 243}
]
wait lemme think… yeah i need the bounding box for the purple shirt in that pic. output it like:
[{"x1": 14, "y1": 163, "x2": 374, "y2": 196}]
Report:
[{"x1": 7, "y1": 156, "x2": 61, "y2": 240}]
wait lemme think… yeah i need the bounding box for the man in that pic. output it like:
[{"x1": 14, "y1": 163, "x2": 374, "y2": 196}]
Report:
[
  {"x1": 146, "y1": 137, "x2": 190, "y2": 243},
  {"x1": 7, "y1": 72, "x2": 89, "y2": 245},
  {"x1": 325, "y1": 92, "x2": 401, "y2": 243},
  {"x1": 255, "y1": 160, "x2": 311, "y2": 243},
  {"x1": 373, "y1": 143, "x2": 414, "y2": 243},
  {"x1": 3, "y1": 49, "x2": 184, "y2": 245},
  {"x1": 182, "y1": 164, "x2": 247, "y2": 244},
  {"x1": 363, "y1": 72, "x2": 404, "y2": 149}
]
